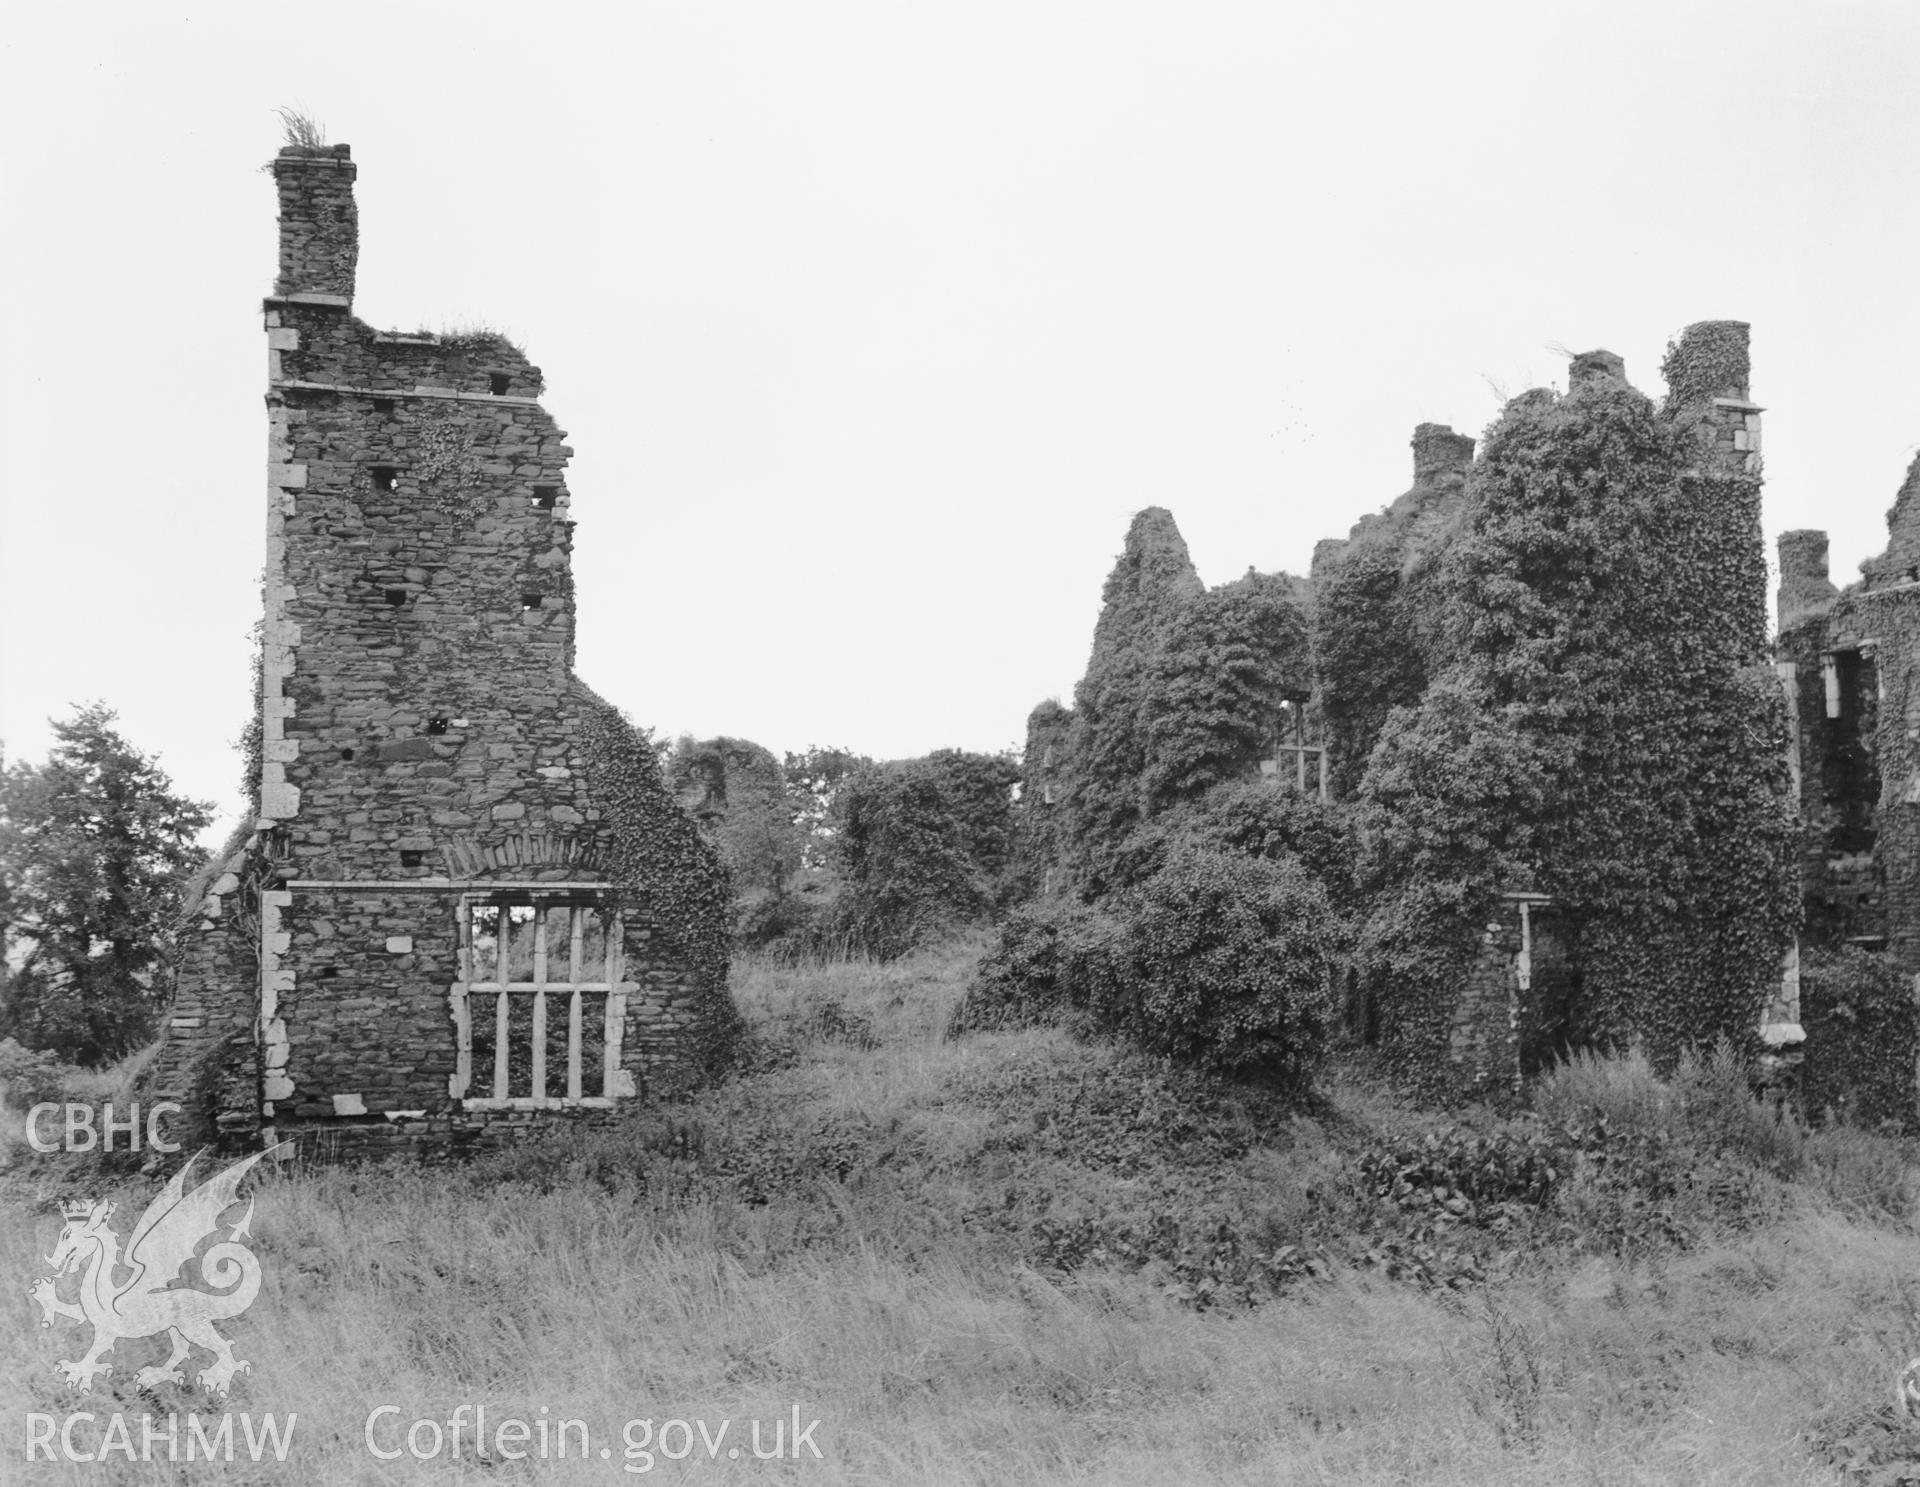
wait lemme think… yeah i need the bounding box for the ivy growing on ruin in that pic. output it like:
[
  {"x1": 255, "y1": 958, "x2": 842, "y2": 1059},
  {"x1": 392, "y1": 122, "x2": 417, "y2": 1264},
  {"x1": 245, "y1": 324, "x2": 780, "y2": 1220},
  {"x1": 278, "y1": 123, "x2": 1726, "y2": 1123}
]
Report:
[
  {"x1": 832, "y1": 749, "x2": 1022, "y2": 958},
  {"x1": 575, "y1": 683, "x2": 739, "y2": 1069},
  {"x1": 1355, "y1": 380, "x2": 1798, "y2": 1081}
]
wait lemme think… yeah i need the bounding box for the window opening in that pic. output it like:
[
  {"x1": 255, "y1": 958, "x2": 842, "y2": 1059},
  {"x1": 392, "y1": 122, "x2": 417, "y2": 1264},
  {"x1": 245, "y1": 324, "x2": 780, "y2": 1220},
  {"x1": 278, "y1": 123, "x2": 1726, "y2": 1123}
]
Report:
[
  {"x1": 426, "y1": 717, "x2": 449, "y2": 736},
  {"x1": 370, "y1": 465, "x2": 399, "y2": 493},
  {"x1": 457, "y1": 897, "x2": 622, "y2": 1107},
  {"x1": 489, "y1": 373, "x2": 512, "y2": 396}
]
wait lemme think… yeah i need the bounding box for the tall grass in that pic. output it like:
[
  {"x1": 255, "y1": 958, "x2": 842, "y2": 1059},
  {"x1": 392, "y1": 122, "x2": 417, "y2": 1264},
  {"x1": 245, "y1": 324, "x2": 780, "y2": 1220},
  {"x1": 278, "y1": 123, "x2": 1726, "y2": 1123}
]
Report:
[{"x1": 5, "y1": 945, "x2": 1920, "y2": 1482}]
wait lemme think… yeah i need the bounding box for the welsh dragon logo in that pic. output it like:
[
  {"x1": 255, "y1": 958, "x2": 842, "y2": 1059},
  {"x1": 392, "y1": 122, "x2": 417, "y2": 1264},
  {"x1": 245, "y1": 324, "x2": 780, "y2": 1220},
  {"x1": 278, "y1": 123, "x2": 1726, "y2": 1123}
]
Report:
[{"x1": 28, "y1": 1147, "x2": 283, "y2": 1396}]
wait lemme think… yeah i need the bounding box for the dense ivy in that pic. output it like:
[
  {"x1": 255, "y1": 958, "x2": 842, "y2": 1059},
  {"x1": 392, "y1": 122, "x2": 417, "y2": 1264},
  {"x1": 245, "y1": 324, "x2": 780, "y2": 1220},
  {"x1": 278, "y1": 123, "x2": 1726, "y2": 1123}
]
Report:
[
  {"x1": 832, "y1": 749, "x2": 1022, "y2": 959},
  {"x1": 1355, "y1": 382, "x2": 1797, "y2": 1080},
  {"x1": 1105, "y1": 777, "x2": 1354, "y2": 899},
  {"x1": 1800, "y1": 946, "x2": 1918, "y2": 1130},
  {"x1": 1058, "y1": 511, "x2": 1314, "y2": 896},
  {"x1": 1312, "y1": 522, "x2": 1446, "y2": 799},
  {"x1": 574, "y1": 683, "x2": 740, "y2": 1071},
  {"x1": 1141, "y1": 571, "x2": 1312, "y2": 812},
  {"x1": 1659, "y1": 321, "x2": 1751, "y2": 417},
  {"x1": 1014, "y1": 700, "x2": 1074, "y2": 896},
  {"x1": 1065, "y1": 508, "x2": 1205, "y2": 894}
]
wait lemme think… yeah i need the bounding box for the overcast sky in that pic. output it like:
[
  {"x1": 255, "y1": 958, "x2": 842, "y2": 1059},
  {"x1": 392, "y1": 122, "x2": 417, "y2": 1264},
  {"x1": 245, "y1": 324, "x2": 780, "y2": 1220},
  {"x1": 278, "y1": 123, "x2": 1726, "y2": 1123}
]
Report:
[{"x1": 3, "y1": 2, "x2": 1917, "y2": 847}]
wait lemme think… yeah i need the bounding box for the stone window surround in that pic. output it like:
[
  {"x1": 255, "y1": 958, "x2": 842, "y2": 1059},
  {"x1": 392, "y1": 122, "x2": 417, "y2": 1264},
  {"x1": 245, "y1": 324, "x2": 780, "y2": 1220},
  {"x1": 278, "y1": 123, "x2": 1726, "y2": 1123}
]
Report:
[{"x1": 448, "y1": 888, "x2": 636, "y2": 1111}]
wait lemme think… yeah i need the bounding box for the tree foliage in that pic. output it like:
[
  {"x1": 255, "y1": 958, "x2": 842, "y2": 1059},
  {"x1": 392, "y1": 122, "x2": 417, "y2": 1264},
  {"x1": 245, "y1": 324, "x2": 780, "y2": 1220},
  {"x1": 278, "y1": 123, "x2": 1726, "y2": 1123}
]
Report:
[
  {"x1": 665, "y1": 736, "x2": 801, "y2": 901},
  {"x1": 0, "y1": 705, "x2": 212, "y2": 1065},
  {"x1": 833, "y1": 749, "x2": 1021, "y2": 959}
]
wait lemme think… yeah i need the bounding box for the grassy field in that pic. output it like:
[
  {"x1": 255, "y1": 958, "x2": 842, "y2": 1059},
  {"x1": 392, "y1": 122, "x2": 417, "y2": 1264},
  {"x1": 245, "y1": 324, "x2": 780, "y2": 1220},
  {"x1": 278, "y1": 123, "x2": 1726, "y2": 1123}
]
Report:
[{"x1": 6, "y1": 938, "x2": 1920, "y2": 1484}]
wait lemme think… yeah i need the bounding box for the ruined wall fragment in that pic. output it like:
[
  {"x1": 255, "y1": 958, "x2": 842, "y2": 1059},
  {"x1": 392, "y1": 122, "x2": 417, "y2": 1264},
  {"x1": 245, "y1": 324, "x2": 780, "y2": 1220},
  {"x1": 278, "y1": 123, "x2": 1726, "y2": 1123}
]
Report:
[{"x1": 152, "y1": 143, "x2": 733, "y2": 1156}]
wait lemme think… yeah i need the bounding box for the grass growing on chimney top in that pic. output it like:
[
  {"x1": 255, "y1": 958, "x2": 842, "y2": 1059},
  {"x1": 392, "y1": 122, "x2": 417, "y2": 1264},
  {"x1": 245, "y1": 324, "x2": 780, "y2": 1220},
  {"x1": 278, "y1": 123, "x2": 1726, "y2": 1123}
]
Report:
[
  {"x1": 3, "y1": 938, "x2": 1918, "y2": 1484},
  {"x1": 274, "y1": 106, "x2": 326, "y2": 151}
]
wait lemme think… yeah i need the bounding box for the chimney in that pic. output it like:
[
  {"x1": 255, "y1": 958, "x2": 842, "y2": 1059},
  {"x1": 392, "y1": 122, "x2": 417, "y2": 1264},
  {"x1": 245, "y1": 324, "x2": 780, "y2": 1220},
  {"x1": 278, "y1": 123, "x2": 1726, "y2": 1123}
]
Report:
[
  {"x1": 270, "y1": 144, "x2": 357, "y2": 304},
  {"x1": 1662, "y1": 320, "x2": 1760, "y2": 478},
  {"x1": 1411, "y1": 423, "x2": 1475, "y2": 489},
  {"x1": 1776, "y1": 529, "x2": 1838, "y2": 633},
  {"x1": 1568, "y1": 349, "x2": 1627, "y2": 394}
]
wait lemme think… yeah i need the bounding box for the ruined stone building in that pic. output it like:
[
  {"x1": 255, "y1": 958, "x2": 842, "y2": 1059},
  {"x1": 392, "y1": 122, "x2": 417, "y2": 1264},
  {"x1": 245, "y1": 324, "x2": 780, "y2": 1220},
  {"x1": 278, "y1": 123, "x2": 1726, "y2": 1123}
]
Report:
[
  {"x1": 1015, "y1": 322, "x2": 1802, "y2": 1096},
  {"x1": 1777, "y1": 457, "x2": 1920, "y2": 970},
  {"x1": 151, "y1": 142, "x2": 735, "y2": 1156}
]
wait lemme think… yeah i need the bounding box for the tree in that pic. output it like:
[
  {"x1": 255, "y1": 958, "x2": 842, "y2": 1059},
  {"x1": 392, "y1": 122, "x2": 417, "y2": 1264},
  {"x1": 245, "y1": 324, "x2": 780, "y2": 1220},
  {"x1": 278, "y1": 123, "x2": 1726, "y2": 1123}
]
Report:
[
  {"x1": 834, "y1": 749, "x2": 1021, "y2": 958},
  {"x1": 783, "y1": 745, "x2": 871, "y2": 869},
  {"x1": 0, "y1": 705, "x2": 212, "y2": 1064}
]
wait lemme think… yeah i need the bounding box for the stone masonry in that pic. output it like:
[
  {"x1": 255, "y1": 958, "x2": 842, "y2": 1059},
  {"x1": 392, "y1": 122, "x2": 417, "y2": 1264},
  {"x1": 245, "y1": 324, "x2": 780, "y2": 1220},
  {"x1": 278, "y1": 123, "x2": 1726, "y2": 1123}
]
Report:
[
  {"x1": 150, "y1": 143, "x2": 735, "y2": 1158},
  {"x1": 1778, "y1": 454, "x2": 1920, "y2": 971}
]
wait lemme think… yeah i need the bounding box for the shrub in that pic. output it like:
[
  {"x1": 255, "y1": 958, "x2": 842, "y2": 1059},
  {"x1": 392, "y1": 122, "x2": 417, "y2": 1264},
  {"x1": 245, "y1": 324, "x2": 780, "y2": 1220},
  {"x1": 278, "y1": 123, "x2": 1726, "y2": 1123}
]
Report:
[
  {"x1": 957, "y1": 847, "x2": 1343, "y2": 1081},
  {"x1": 0, "y1": 1038, "x2": 81, "y2": 1109},
  {"x1": 1128, "y1": 848, "x2": 1342, "y2": 1077},
  {"x1": 949, "y1": 899, "x2": 1129, "y2": 1035}
]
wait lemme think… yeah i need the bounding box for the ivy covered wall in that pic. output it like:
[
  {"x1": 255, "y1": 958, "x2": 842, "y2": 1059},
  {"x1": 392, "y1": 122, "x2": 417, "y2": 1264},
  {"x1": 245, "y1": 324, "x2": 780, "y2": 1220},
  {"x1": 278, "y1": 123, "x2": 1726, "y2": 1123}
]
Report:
[{"x1": 998, "y1": 325, "x2": 1800, "y2": 1098}]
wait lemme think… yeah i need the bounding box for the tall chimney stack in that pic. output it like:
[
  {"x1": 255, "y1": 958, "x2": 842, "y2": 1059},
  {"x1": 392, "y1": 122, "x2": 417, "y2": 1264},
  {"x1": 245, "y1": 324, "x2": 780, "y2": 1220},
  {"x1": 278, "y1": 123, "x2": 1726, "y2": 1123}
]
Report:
[{"x1": 271, "y1": 144, "x2": 357, "y2": 304}]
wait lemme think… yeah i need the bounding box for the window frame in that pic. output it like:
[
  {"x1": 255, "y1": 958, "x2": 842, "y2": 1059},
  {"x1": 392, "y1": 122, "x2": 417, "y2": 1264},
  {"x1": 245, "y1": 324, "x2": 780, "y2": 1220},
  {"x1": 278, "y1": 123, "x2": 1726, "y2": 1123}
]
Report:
[{"x1": 447, "y1": 891, "x2": 634, "y2": 1110}]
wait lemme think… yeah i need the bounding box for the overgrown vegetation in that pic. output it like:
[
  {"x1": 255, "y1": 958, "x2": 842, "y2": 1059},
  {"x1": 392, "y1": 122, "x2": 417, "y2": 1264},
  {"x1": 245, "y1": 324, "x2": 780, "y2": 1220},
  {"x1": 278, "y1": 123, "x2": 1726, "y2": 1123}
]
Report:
[
  {"x1": 978, "y1": 509, "x2": 1336, "y2": 1079},
  {"x1": 573, "y1": 685, "x2": 738, "y2": 1071},
  {"x1": 274, "y1": 105, "x2": 326, "y2": 151},
  {"x1": 663, "y1": 737, "x2": 1022, "y2": 963},
  {"x1": 8, "y1": 945, "x2": 1914, "y2": 1483},
  {"x1": 989, "y1": 337, "x2": 1799, "y2": 1100},
  {"x1": 828, "y1": 750, "x2": 1022, "y2": 960},
  {"x1": 1353, "y1": 380, "x2": 1797, "y2": 1083},
  {"x1": 0, "y1": 704, "x2": 211, "y2": 1065},
  {"x1": 1801, "y1": 945, "x2": 1920, "y2": 1131}
]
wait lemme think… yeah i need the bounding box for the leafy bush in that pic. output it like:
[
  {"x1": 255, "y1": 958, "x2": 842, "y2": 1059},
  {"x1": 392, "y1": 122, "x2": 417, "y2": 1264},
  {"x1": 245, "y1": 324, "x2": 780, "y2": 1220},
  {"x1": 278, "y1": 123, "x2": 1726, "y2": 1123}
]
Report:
[
  {"x1": 956, "y1": 847, "x2": 1343, "y2": 1081},
  {"x1": 1356, "y1": 1125, "x2": 1561, "y2": 1217},
  {"x1": 1128, "y1": 848, "x2": 1342, "y2": 1077},
  {"x1": 949, "y1": 899, "x2": 1130, "y2": 1035},
  {"x1": 0, "y1": 1038, "x2": 82, "y2": 1109},
  {"x1": 1033, "y1": 1209, "x2": 1325, "y2": 1311},
  {"x1": 1107, "y1": 779, "x2": 1355, "y2": 897}
]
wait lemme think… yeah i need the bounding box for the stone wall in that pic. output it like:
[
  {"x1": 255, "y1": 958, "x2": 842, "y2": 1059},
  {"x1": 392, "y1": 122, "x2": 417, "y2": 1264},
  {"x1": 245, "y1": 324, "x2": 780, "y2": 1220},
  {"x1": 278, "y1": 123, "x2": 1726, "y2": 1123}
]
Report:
[
  {"x1": 149, "y1": 142, "x2": 732, "y2": 1156},
  {"x1": 1016, "y1": 699, "x2": 1074, "y2": 896}
]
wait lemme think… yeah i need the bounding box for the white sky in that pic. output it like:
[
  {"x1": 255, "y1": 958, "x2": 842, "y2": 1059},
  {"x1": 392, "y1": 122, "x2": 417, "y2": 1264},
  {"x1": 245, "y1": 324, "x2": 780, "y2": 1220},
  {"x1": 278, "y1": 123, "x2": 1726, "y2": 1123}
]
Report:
[{"x1": 3, "y1": 2, "x2": 1917, "y2": 849}]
